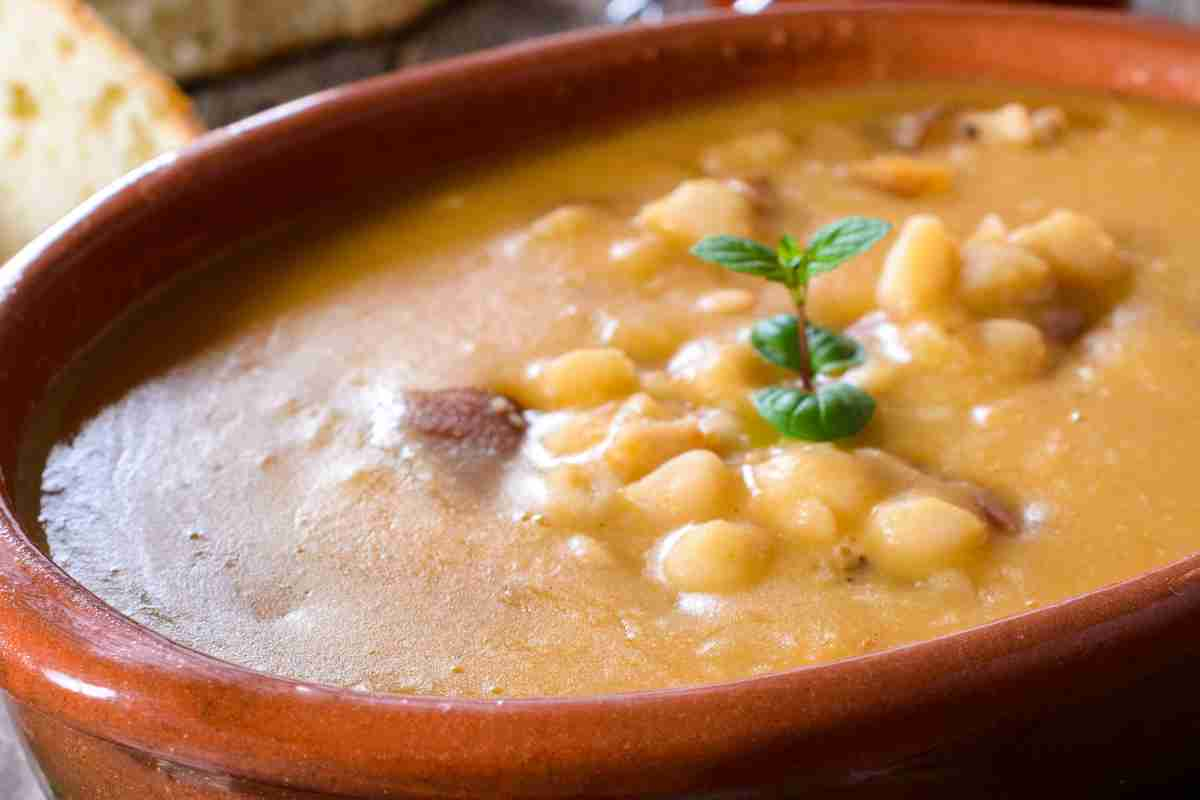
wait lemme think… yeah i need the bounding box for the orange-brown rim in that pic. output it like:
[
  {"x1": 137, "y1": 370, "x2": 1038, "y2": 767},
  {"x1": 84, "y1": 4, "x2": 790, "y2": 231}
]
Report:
[{"x1": 4, "y1": 4, "x2": 1200, "y2": 796}]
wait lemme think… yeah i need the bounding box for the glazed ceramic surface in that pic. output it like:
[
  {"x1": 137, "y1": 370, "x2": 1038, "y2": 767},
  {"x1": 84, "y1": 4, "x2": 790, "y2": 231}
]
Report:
[{"x1": 5, "y1": 6, "x2": 1200, "y2": 798}]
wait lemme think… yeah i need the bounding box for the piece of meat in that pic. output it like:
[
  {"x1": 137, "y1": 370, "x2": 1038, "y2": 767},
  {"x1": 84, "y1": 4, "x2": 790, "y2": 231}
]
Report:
[
  {"x1": 1038, "y1": 306, "x2": 1088, "y2": 345},
  {"x1": 728, "y1": 177, "x2": 777, "y2": 213},
  {"x1": 849, "y1": 155, "x2": 954, "y2": 198},
  {"x1": 970, "y1": 487, "x2": 1021, "y2": 535},
  {"x1": 891, "y1": 104, "x2": 948, "y2": 150},
  {"x1": 404, "y1": 388, "x2": 526, "y2": 455},
  {"x1": 856, "y1": 448, "x2": 1021, "y2": 535}
]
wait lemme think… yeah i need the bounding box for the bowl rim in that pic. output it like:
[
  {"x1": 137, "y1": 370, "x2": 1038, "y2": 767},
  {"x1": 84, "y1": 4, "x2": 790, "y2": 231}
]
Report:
[{"x1": 6, "y1": 2, "x2": 1200, "y2": 793}]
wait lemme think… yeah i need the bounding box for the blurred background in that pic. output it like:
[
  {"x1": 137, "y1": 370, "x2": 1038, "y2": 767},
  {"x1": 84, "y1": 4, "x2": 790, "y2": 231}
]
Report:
[{"x1": 180, "y1": 0, "x2": 1193, "y2": 126}]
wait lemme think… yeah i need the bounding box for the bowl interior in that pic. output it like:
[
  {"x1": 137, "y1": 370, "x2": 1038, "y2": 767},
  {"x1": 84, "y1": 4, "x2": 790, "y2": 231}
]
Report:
[{"x1": 5, "y1": 5, "x2": 1200, "y2": 796}]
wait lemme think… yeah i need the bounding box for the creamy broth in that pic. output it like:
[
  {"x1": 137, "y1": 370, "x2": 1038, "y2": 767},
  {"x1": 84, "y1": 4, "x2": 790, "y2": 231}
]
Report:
[{"x1": 25, "y1": 83, "x2": 1200, "y2": 697}]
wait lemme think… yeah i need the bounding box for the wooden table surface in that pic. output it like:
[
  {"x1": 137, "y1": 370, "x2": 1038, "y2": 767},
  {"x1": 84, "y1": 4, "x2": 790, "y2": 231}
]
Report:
[
  {"x1": 186, "y1": 0, "x2": 1198, "y2": 127},
  {"x1": 189, "y1": 0, "x2": 710, "y2": 128},
  {"x1": 2, "y1": 0, "x2": 1196, "y2": 796}
]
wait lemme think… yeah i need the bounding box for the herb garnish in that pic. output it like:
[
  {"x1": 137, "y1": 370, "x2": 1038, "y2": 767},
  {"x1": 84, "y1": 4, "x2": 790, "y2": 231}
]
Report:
[{"x1": 691, "y1": 216, "x2": 890, "y2": 441}]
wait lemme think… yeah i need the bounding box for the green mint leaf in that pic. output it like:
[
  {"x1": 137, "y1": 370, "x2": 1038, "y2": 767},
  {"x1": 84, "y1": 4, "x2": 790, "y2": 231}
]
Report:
[
  {"x1": 751, "y1": 314, "x2": 804, "y2": 372},
  {"x1": 690, "y1": 236, "x2": 786, "y2": 282},
  {"x1": 751, "y1": 316, "x2": 865, "y2": 376},
  {"x1": 753, "y1": 383, "x2": 875, "y2": 441},
  {"x1": 808, "y1": 324, "x2": 865, "y2": 376},
  {"x1": 810, "y1": 382, "x2": 876, "y2": 439},
  {"x1": 804, "y1": 216, "x2": 891, "y2": 277},
  {"x1": 776, "y1": 235, "x2": 804, "y2": 270}
]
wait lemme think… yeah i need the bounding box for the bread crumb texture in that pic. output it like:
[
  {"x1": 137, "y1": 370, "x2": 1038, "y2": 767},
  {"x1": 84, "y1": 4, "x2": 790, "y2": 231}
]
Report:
[
  {"x1": 0, "y1": 0, "x2": 202, "y2": 261},
  {"x1": 90, "y1": 0, "x2": 444, "y2": 79}
]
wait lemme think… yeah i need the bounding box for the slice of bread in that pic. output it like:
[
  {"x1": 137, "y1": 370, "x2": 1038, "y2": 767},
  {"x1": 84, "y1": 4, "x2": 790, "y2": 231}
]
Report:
[
  {"x1": 91, "y1": 0, "x2": 445, "y2": 80},
  {"x1": 0, "y1": 0, "x2": 203, "y2": 261}
]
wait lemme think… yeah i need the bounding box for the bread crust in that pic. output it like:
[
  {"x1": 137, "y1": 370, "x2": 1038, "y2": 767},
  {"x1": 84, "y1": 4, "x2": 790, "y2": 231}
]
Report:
[
  {"x1": 45, "y1": 0, "x2": 204, "y2": 139},
  {"x1": 0, "y1": 0, "x2": 204, "y2": 259},
  {"x1": 90, "y1": 0, "x2": 442, "y2": 80}
]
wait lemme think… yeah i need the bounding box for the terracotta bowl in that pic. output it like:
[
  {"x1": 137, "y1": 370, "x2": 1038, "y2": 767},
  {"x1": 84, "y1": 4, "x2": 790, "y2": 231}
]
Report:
[{"x1": 5, "y1": 6, "x2": 1200, "y2": 798}]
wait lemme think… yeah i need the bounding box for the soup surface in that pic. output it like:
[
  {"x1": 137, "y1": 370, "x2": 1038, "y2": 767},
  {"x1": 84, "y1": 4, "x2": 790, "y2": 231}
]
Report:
[{"x1": 24, "y1": 83, "x2": 1200, "y2": 697}]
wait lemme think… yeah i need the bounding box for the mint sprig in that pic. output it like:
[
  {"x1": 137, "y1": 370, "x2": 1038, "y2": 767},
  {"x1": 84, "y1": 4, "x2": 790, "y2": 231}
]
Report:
[
  {"x1": 690, "y1": 236, "x2": 786, "y2": 282},
  {"x1": 803, "y1": 216, "x2": 892, "y2": 276},
  {"x1": 754, "y1": 384, "x2": 876, "y2": 442},
  {"x1": 690, "y1": 216, "x2": 890, "y2": 442},
  {"x1": 692, "y1": 217, "x2": 889, "y2": 293},
  {"x1": 751, "y1": 315, "x2": 865, "y2": 377}
]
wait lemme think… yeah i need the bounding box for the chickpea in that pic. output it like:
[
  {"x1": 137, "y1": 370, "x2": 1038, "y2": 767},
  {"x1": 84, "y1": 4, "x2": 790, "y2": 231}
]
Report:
[
  {"x1": 1030, "y1": 107, "x2": 1068, "y2": 144},
  {"x1": 525, "y1": 348, "x2": 638, "y2": 409},
  {"x1": 507, "y1": 206, "x2": 609, "y2": 266},
  {"x1": 604, "y1": 415, "x2": 708, "y2": 482},
  {"x1": 695, "y1": 288, "x2": 756, "y2": 314},
  {"x1": 636, "y1": 179, "x2": 756, "y2": 242},
  {"x1": 956, "y1": 104, "x2": 1035, "y2": 146},
  {"x1": 850, "y1": 155, "x2": 954, "y2": 197},
  {"x1": 967, "y1": 214, "x2": 1009, "y2": 245},
  {"x1": 960, "y1": 240, "x2": 1054, "y2": 316},
  {"x1": 539, "y1": 464, "x2": 615, "y2": 528},
  {"x1": 902, "y1": 320, "x2": 970, "y2": 372},
  {"x1": 668, "y1": 339, "x2": 781, "y2": 414},
  {"x1": 700, "y1": 129, "x2": 794, "y2": 178},
  {"x1": 618, "y1": 392, "x2": 673, "y2": 420},
  {"x1": 540, "y1": 409, "x2": 611, "y2": 456},
  {"x1": 696, "y1": 408, "x2": 749, "y2": 453},
  {"x1": 596, "y1": 313, "x2": 687, "y2": 363},
  {"x1": 526, "y1": 205, "x2": 604, "y2": 240},
  {"x1": 842, "y1": 358, "x2": 902, "y2": 395},
  {"x1": 876, "y1": 215, "x2": 960, "y2": 320},
  {"x1": 563, "y1": 534, "x2": 619, "y2": 568},
  {"x1": 622, "y1": 450, "x2": 740, "y2": 530},
  {"x1": 608, "y1": 235, "x2": 673, "y2": 283},
  {"x1": 659, "y1": 521, "x2": 776, "y2": 593},
  {"x1": 973, "y1": 319, "x2": 1047, "y2": 379},
  {"x1": 750, "y1": 444, "x2": 884, "y2": 522},
  {"x1": 749, "y1": 491, "x2": 838, "y2": 547},
  {"x1": 1009, "y1": 210, "x2": 1125, "y2": 287},
  {"x1": 863, "y1": 494, "x2": 988, "y2": 581}
]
